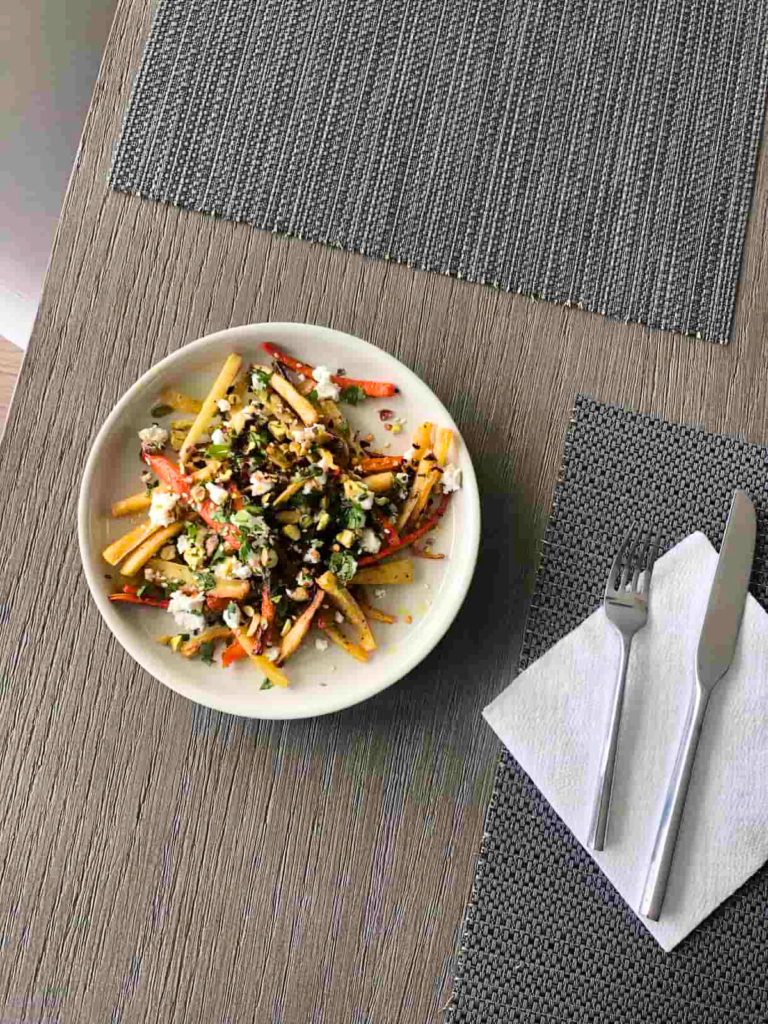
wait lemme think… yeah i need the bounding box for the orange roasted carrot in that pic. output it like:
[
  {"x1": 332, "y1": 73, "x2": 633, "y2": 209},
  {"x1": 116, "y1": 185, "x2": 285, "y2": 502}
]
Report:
[
  {"x1": 109, "y1": 593, "x2": 169, "y2": 608},
  {"x1": 358, "y1": 456, "x2": 402, "y2": 473},
  {"x1": 222, "y1": 640, "x2": 248, "y2": 667},
  {"x1": 262, "y1": 343, "x2": 397, "y2": 398},
  {"x1": 357, "y1": 494, "x2": 452, "y2": 565}
]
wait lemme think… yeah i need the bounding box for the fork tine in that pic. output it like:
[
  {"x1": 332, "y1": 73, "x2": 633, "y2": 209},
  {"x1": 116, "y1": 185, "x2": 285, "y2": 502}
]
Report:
[
  {"x1": 619, "y1": 524, "x2": 641, "y2": 589},
  {"x1": 607, "y1": 522, "x2": 637, "y2": 592},
  {"x1": 631, "y1": 528, "x2": 653, "y2": 591},
  {"x1": 641, "y1": 529, "x2": 663, "y2": 594}
]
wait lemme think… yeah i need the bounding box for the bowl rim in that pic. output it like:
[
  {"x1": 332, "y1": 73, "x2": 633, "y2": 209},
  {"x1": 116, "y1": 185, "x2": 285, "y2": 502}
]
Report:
[{"x1": 77, "y1": 321, "x2": 481, "y2": 719}]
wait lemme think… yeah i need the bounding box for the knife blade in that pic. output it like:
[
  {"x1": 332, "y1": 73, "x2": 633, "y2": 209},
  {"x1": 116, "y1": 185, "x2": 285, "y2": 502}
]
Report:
[
  {"x1": 640, "y1": 489, "x2": 756, "y2": 920},
  {"x1": 697, "y1": 490, "x2": 756, "y2": 691}
]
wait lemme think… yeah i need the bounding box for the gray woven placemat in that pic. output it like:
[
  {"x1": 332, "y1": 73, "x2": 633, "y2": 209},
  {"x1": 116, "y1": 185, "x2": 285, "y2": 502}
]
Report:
[
  {"x1": 110, "y1": 0, "x2": 768, "y2": 344},
  {"x1": 448, "y1": 396, "x2": 768, "y2": 1023}
]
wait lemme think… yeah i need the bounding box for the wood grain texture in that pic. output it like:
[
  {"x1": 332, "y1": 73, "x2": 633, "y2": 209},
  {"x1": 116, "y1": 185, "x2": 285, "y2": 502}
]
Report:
[
  {"x1": 0, "y1": 0, "x2": 767, "y2": 1021},
  {"x1": 0, "y1": 337, "x2": 23, "y2": 439}
]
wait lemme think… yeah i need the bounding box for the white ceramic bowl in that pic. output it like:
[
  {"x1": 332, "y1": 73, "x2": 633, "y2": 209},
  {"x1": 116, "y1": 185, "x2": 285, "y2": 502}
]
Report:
[{"x1": 78, "y1": 323, "x2": 480, "y2": 719}]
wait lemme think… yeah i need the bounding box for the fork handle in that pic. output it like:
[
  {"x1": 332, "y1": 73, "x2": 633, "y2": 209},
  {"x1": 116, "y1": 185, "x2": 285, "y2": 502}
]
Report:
[
  {"x1": 588, "y1": 634, "x2": 632, "y2": 851},
  {"x1": 640, "y1": 686, "x2": 709, "y2": 920}
]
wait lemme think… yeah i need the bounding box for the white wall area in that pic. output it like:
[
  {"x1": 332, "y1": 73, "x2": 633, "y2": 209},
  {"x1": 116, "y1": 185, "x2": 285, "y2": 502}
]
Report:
[{"x1": 0, "y1": 0, "x2": 118, "y2": 349}]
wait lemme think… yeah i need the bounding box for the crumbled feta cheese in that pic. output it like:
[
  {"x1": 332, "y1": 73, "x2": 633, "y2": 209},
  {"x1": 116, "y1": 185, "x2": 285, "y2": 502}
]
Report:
[
  {"x1": 442, "y1": 463, "x2": 462, "y2": 493},
  {"x1": 214, "y1": 556, "x2": 251, "y2": 580},
  {"x1": 211, "y1": 428, "x2": 227, "y2": 446},
  {"x1": 334, "y1": 611, "x2": 344, "y2": 624},
  {"x1": 360, "y1": 528, "x2": 381, "y2": 554},
  {"x1": 217, "y1": 398, "x2": 231, "y2": 413},
  {"x1": 206, "y1": 482, "x2": 228, "y2": 505},
  {"x1": 250, "y1": 471, "x2": 275, "y2": 496},
  {"x1": 297, "y1": 373, "x2": 306, "y2": 382},
  {"x1": 312, "y1": 365, "x2": 340, "y2": 401},
  {"x1": 315, "y1": 638, "x2": 329, "y2": 652},
  {"x1": 176, "y1": 534, "x2": 191, "y2": 554},
  {"x1": 374, "y1": 588, "x2": 387, "y2": 599},
  {"x1": 140, "y1": 470, "x2": 153, "y2": 484},
  {"x1": 303, "y1": 547, "x2": 321, "y2": 564},
  {"x1": 344, "y1": 479, "x2": 374, "y2": 510},
  {"x1": 265, "y1": 646, "x2": 281, "y2": 663},
  {"x1": 223, "y1": 603, "x2": 241, "y2": 630},
  {"x1": 402, "y1": 447, "x2": 416, "y2": 464},
  {"x1": 138, "y1": 424, "x2": 170, "y2": 451},
  {"x1": 167, "y1": 590, "x2": 205, "y2": 633},
  {"x1": 149, "y1": 489, "x2": 179, "y2": 527}
]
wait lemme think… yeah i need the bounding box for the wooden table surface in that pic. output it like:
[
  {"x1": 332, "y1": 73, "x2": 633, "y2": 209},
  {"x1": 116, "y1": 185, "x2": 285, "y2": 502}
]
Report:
[{"x1": 2, "y1": 1, "x2": 768, "y2": 1021}]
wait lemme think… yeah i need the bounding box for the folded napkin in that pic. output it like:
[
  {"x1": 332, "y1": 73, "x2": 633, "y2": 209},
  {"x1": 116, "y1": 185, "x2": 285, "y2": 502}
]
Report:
[{"x1": 484, "y1": 532, "x2": 768, "y2": 952}]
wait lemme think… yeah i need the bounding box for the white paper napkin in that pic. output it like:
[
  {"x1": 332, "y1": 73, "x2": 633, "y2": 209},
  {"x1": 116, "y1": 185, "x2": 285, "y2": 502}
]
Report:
[{"x1": 484, "y1": 532, "x2": 768, "y2": 952}]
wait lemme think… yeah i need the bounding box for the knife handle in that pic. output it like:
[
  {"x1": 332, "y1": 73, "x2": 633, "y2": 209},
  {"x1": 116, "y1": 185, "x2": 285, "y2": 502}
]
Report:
[{"x1": 640, "y1": 685, "x2": 710, "y2": 921}]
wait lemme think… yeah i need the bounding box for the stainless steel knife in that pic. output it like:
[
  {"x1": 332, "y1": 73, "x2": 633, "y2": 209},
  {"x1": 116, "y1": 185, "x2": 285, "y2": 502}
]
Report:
[{"x1": 640, "y1": 490, "x2": 756, "y2": 921}]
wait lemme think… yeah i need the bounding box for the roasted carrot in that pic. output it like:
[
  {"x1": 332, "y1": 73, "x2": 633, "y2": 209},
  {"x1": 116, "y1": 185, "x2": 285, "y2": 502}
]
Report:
[
  {"x1": 358, "y1": 456, "x2": 402, "y2": 473},
  {"x1": 358, "y1": 494, "x2": 452, "y2": 565},
  {"x1": 142, "y1": 452, "x2": 191, "y2": 496},
  {"x1": 261, "y1": 582, "x2": 276, "y2": 646},
  {"x1": 375, "y1": 510, "x2": 401, "y2": 545},
  {"x1": 109, "y1": 593, "x2": 169, "y2": 609},
  {"x1": 221, "y1": 640, "x2": 248, "y2": 667},
  {"x1": 205, "y1": 595, "x2": 230, "y2": 613},
  {"x1": 278, "y1": 589, "x2": 324, "y2": 664},
  {"x1": 142, "y1": 454, "x2": 242, "y2": 550},
  {"x1": 262, "y1": 343, "x2": 397, "y2": 398}
]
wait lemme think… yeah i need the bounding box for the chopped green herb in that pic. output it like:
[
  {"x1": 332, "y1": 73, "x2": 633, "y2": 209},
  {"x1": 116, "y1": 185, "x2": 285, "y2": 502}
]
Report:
[
  {"x1": 180, "y1": 634, "x2": 190, "y2": 642},
  {"x1": 150, "y1": 403, "x2": 174, "y2": 418},
  {"x1": 194, "y1": 570, "x2": 215, "y2": 591},
  {"x1": 328, "y1": 551, "x2": 358, "y2": 584},
  {"x1": 145, "y1": 480, "x2": 159, "y2": 497},
  {"x1": 137, "y1": 583, "x2": 151, "y2": 598},
  {"x1": 205, "y1": 443, "x2": 232, "y2": 460},
  {"x1": 200, "y1": 641, "x2": 215, "y2": 665},
  {"x1": 185, "y1": 522, "x2": 198, "y2": 541},
  {"x1": 260, "y1": 678, "x2": 273, "y2": 690},
  {"x1": 344, "y1": 504, "x2": 366, "y2": 529},
  {"x1": 251, "y1": 368, "x2": 272, "y2": 391},
  {"x1": 308, "y1": 389, "x2": 319, "y2": 402},
  {"x1": 212, "y1": 508, "x2": 230, "y2": 524},
  {"x1": 340, "y1": 385, "x2": 366, "y2": 406}
]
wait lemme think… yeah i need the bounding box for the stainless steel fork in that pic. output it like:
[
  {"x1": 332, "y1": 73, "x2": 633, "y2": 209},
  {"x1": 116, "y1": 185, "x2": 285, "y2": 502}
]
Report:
[{"x1": 587, "y1": 524, "x2": 660, "y2": 851}]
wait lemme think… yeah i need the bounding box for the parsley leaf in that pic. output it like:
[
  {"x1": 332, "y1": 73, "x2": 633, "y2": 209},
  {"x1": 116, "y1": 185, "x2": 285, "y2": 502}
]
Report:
[
  {"x1": 185, "y1": 522, "x2": 198, "y2": 541},
  {"x1": 308, "y1": 389, "x2": 319, "y2": 402},
  {"x1": 344, "y1": 504, "x2": 366, "y2": 529},
  {"x1": 260, "y1": 678, "x2": 273, "y2": 690},
  {"x1": 251, "y1": 368, "x2": 272, "y2": 391},
  {"x1": 194, "y1": 570, "x2": 215, "y2": 591},
  {"x1": 329, "y1": 551, "x2": 358, "y2": 584},
  {"x1": 137, "y1": 583, "x2": 151, "y2": 598},
  {"x1": 340, "y1": 385, "x2": 366, "y2": 406},
  {"x1": 145, "y1": 480, "x2": 159, "y2": 497},
  {"x1": 200, "y1": 641, "x2": 215, "y2": 665},
  {"x1": 205, "y1": 443, "x2": 232, "y2": 460}
]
